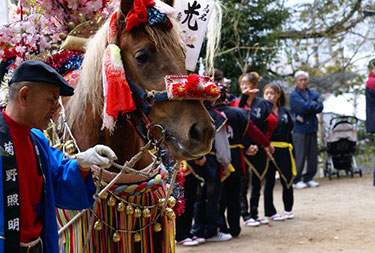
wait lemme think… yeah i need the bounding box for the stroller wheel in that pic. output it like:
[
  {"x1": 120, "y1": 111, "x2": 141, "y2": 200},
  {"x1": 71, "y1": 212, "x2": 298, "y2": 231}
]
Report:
[
  {"x1": 359, "y1": 169, "x2": 363, "y2": 177},
  {"x1": 349, "y1": 170, "x2": 354, "y2": 178}
]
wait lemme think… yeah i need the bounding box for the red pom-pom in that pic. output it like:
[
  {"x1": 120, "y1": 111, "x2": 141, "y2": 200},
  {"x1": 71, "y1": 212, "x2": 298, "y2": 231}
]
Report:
[{"x1": 186, "y1": 74, "x2": 200, "y2": 90}]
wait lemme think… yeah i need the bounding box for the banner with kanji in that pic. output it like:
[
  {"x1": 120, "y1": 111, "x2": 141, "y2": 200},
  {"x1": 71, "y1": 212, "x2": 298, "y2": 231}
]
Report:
[{"x1": 174, "y1": 0, "x2": 215, "y2": 71}]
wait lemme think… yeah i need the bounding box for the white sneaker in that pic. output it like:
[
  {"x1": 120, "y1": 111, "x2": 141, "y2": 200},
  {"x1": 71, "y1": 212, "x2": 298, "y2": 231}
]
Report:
[
  {"x1": 256, "y1": 217, "x2": 269, "y2": 225},
  {"x1": 306, "y1": 180, "x2": 319, "y2": 187},
  {"x1": 177, "y1": 238, "x2": 199, "y2": 246},
  {"x1": 245, "y1": 218, "x2": 260, "y2": 227},
  {"x1": 206, "y1": 232, "x2": 232, "y2": 242},
  {"x1": 284, "y1": 211, "x2": 294, "y2": 219},
  {"x1": 192, "y1": 236, "x2": 206, "y2": 244},
  {"x1": 270, "y1": 214, "x2": 285, "y2": 221},
  {"x1": 293, "y1": 181, "x2": 307, "y2": 189}
]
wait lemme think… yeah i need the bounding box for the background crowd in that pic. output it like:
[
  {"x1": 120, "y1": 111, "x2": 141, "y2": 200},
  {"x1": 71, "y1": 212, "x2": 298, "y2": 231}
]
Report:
[{"x1": 176, "y1": 68, "x2": 323, "y2": 246}]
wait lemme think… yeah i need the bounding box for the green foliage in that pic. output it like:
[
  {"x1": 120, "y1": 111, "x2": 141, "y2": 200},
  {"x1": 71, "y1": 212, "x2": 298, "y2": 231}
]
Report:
[{"x1": 214, "y1": 0, "x2": 289, "y2": 93}]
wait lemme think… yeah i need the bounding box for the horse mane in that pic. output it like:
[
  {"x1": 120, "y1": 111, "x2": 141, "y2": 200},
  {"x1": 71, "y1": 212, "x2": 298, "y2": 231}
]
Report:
[
  {"x1": 65, "y1": 16, "x2": 185, "y2": 129},
  {"x1": 65, "y1": 20, "x2": 108, "y2": 128}
]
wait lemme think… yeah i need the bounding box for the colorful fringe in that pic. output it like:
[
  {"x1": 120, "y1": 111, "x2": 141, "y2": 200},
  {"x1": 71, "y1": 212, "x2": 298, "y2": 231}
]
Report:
[{"x1": 57, "y1": 183, "x2": 175, "y2": 253}]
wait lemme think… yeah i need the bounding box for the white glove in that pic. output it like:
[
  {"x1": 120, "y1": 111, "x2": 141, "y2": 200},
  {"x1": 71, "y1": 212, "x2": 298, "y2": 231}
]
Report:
[{"x1": 76, "y1": 145, "x2": 117, "y2": 169}]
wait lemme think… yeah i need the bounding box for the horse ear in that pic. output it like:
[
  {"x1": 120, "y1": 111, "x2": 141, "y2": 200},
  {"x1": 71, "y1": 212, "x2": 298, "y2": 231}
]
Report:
[
  {"x1": 162, "y1": 0, "x2": 174, "y2": 7},
  {"x1": 120, "y1": 0, "x2": 134, "y2": 15}
]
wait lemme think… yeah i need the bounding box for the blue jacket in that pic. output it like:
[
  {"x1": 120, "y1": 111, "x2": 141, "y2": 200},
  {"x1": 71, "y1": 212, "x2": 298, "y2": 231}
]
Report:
[
  {"x1": 289, "y1": 87, "x2": 323, "y2": 134},
  {"x1": 0, "y1": 129, "x2": 96, "y2": 253}
]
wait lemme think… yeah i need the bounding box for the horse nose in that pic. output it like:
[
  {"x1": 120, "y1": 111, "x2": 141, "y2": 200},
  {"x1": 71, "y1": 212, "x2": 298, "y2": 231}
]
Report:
[{"x1": 189, "y1": 122, "x2": 215, "y2": 144}]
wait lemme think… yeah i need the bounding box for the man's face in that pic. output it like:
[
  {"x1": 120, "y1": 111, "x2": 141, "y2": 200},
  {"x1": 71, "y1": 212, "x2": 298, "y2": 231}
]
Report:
[
  {"x1": 295, "y1": 75, "x2": 309, "y2": 91},
  {"x1": 25, "y1": 83, "x2": 60, "y2": 130}
]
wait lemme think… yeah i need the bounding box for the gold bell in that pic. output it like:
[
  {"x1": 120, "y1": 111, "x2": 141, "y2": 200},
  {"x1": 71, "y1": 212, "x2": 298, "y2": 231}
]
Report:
[
  {"x1": 168, "y1": 196, "x2": 176, "y2": 208},
  {"x1": 157, "y1": 198, "x2": 165, "y2": 208},
  {"x1": 126, "y1": 205, "x2": 134, "y2": 215},
  {"x1": 113, "y1": 231, "x2": 121, "y2": 243},
  {"x1": 134, "y1": 208, "x2": 142, "y2": 218},
  {"x1": 166, "y1": 208, "x2": 175, "y2": 220},
  {"x1": 59, "y1": 32, "x2": 67, "y2": 40},
  {"x1": 94, "y1": 220, "x2": 102, "y2": 231},
  {"x1": 117, "y1": 202, "x2": 125, "y2": 212},
  {"x1": 134, "y1": 233, "x2": 141, "y2": 243},
  {"x1": 107, "y1": 196, "x2": 116, "y2": 207},
  {"x1": 153, "y1": 222, "x2": 162, "y2": 232},
  {"x1": 142, "y1": 208, "x2": 151, "y2": 218},
  {"x1": 78, "y1": 13, "x2": 86, "y2": 23},
  {"x1": 100, "y1": 191, "x2": 108, "y2": 200},
  {"x1": 67, "y1": 21, "x2": 76, "y2": 31}
]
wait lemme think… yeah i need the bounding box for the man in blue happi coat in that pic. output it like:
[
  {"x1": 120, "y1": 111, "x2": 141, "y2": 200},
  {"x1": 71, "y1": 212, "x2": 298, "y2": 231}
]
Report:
[{"x1": 0, "y1": 61, "x2": 117, "y2": 253}]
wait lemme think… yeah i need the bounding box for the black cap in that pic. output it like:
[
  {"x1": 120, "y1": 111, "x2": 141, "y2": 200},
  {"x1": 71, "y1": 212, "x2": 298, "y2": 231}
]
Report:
[{"x1": 8, "y1": 60, "x2": 74, "y2": 96}]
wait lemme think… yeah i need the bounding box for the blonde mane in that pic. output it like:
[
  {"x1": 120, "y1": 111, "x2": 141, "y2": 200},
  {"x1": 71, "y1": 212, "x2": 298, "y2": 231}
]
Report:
[{"x1": 65, "y1": 16, "x2": 185, "y2": 129}]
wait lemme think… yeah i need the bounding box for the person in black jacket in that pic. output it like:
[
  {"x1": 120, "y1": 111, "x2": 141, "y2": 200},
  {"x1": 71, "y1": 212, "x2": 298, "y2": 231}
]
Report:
[
  {"x1": 231, "y1": 72, "x2": 274, "y2": 227},
  {"x1": 212, "y1": 71, "x2": 274, "y2": 236},
  {"x1": 263, "y1": 83, "x2": 295, "y2": 221}
]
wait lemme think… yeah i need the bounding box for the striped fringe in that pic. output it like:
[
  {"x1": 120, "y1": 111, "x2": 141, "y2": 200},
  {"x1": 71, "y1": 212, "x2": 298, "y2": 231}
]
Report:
[{"x1": 58, "y1": 184, "x2": 175, "y2": 253}]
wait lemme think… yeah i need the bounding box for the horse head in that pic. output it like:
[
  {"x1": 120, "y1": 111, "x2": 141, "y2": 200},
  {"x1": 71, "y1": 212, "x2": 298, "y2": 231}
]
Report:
[{"x1": 65, "y1": 0, "x2": 215, "y2": 170}]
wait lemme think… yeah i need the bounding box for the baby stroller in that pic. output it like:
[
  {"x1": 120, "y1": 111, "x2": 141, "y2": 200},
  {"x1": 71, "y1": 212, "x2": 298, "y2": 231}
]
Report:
[{"x1": 324, "y1": 115, "x2": 362, "y2": 180}]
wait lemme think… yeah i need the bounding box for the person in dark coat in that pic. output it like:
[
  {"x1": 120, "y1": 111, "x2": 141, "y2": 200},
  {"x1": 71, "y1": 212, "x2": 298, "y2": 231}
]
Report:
[
  {"x1": 366, "y1": 59, "x2": 375, "y2": 133},
  {"x1": 289, "y1": 70, "x2": 323, "y2": 189},
  {"x1": 231, "y1": 72, "x2": 274, "y2": 227},
  {"x1": 263, "y1": 83, "x2": 295, "y2": 221},
  {"x1": 213, "y1": 73, "x2": 274, "y2": 236}
]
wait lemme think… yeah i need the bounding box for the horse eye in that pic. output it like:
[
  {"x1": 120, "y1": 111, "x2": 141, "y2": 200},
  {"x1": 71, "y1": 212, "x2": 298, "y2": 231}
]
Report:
[{"x1": 134, "y1": 50, "x2": 150, "y2": 64}]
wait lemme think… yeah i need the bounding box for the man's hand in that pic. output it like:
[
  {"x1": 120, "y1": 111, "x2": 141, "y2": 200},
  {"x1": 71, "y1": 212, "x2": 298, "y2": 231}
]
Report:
[
  {"x1": 264, "y1": 145, "x2": 275, "y2": 154},
  {"x1": 246, "y1": 145, "x2": 259, "y2": 156},
  {"x1": 194, "y1": 156, "x2": 207, "y2": 166},
  {"x1": 76, "y1": 145, "x2": 118, "y2": 171}
]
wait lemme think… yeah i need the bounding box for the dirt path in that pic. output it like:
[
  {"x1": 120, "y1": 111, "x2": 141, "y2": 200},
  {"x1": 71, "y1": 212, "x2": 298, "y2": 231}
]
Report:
[{"x1": 176, "y1": 174, "x2": 375, "y2": 253}]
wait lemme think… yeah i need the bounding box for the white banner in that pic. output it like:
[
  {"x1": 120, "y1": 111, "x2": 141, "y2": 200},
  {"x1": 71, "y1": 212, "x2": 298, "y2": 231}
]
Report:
[
  {"x1": 174, "y1": 0, "x2": 215, "y2": 71},
  {"x1": 0, "y1": 0, "x2": 9, "y2": 25}
]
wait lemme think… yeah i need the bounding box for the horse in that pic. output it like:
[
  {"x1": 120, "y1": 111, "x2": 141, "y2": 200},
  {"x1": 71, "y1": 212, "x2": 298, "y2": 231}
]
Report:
[{"x1": 57, "y1": 0, "x2": 217, "y2": 252}]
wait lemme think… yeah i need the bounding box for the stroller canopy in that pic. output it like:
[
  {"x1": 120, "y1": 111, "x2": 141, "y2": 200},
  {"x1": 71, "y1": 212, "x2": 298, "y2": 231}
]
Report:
[{"x1": 327, "y1": 122, "x2": 357, "y2": 143}]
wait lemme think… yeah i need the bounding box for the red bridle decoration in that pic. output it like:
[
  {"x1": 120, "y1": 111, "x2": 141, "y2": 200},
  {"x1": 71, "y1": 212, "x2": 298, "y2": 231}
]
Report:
[{"x1": 165, "y1": 74, "x2": 220, "y2": 101}]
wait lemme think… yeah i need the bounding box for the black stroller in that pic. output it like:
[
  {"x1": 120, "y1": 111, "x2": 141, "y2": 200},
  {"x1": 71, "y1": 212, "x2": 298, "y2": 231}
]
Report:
[{"x1": 324, "y1": 115, "x2": 362, "y2": 180}]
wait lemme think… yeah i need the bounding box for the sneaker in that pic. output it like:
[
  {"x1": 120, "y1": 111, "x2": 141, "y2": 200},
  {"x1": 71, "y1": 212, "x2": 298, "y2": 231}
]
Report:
[
  {"x1": 255, "y1": 217, "x2": 269, "y2": 225},
  {"x1": 206, "y1": 232, "x2": 232, "y2": 242},
  {"x1": 245, "y1": 218, "x2": 260, "y2": 227},
  {"x1": 177, "y1": 238, "x2": 199, "y2": 246},
  {"x1": 293, "y1": 181, "x2": 307, "y2": 189},
  {"x1": 306, "y1": 180, "x2": 319, "y2": 187},
  {"x1": 192, "y1": 236, "x2": 206, "y2": 244},
  {"x1": 270, "y1": 214, "x2": 285, "y2": 221},
  {"x1": 284, "y1": 211, "x2": 294, "y2": 219}
]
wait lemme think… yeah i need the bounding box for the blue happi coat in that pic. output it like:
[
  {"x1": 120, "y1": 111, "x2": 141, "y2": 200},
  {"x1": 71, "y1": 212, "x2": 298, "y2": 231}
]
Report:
[{"x1": 0, "y1": 129, "x2": 96, "y2": 253}]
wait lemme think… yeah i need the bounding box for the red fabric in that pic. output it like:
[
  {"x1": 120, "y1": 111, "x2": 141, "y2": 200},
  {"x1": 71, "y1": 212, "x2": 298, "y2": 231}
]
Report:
[
  {"x1": 80, "y1": 170, "x2": 89, "y2": 180},
  {"x1": 266, "y1": 112, "x2": 278, "y2": 139},
  {"x1": 245, "y1": 120, "x2": 270, "y2": 147},
  {"x1": 2, "y1": 111, "x2": 43, "y2": 243},
  {"x1": 108, "y1": 11, "x2": 119, "y2": 43},
  {"x1": 125, "y1": 0, "x2": 155, "y2": 31},
  {"x1": 230, "y1": 97, "x2": 251, "y2": 109},
  {"x1": 366, "y1": 72, "x2": 375, "y2": 91},
  {"x1": 103, "y1": 46, "x2": 136, "y2": 118}
]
